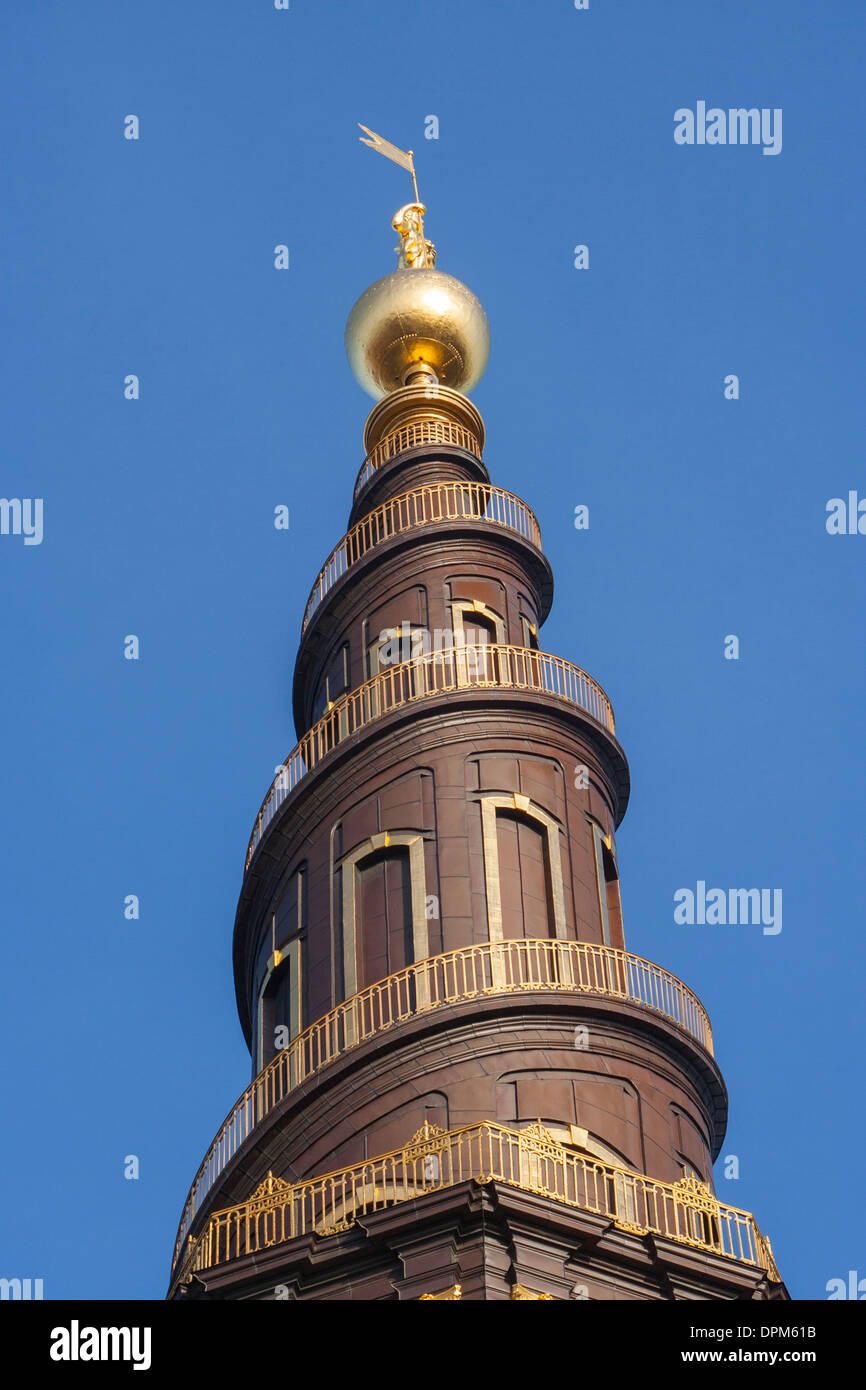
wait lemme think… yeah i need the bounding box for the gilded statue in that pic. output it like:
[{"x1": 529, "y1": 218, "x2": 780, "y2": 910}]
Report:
[{"x1": 392, "y1": 203, "x2": 437, "y2": 269}]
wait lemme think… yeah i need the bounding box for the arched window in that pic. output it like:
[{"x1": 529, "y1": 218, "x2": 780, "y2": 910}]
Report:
[
  {"x1": 450, "y1": 599, "x2": 506, "y2": 685},
  {"x1": 495, "y1": 811, "x2": 555, "y2": 940},
  {"x1": 356, "y1": 845, "x2": 413, "y2": 987},
  {"x1": 520, "y1": 614, "x2": 540, "y2": 650},
  {"x1": 366, "y1": 625, "x2": 429, "y2": 708},
  {"x1": 256, "y1": 936, "x2": 302, "y2": 1072},
  {"x1": 479, "y1": 794, "x2": 567, "y2": 986},
  {"x1": 255, "y1": 868, "x2": 304, "y2": 1073},
  {"x1": 340, "y1": 832, "x2": 430, "y2": 1026},
  {"x1": 312, "y1": 643, "x2": 350, "y2": 724},
  {"x1": 590, "y1": 820, "x2": 624, "y2": 949}
]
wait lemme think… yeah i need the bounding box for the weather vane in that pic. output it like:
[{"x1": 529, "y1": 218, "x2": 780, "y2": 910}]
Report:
[{"x1": 358, "y1": 123, "x2": 436, "y2": 270}]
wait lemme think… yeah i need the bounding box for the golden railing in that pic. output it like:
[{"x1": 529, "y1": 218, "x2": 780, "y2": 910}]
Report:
[
  {"x1": 303, "y1": 481, "x2": 541, "y2": 633},
  {"x1": 354, "y1": 418, "x2": 483, "y2": 498},
  {"x1": 171, "y1": 1120, "x2": 781, "y2": 1292},
  {"x1": 171, "y1": 938, "x2": 712, "y2": 1269},
  {"x1": 246, "y1": 644, "x2": 614, "y2": 870}
]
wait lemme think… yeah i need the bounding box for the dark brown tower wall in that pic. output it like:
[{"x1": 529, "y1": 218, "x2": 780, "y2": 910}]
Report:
[
  {"x1": 235, "y1": 700, "x2": 630, "y2": 1042},
  {"x1": 169, "y1": 313, "x2": 787, "y2": 1301},
  {"x1": 348, "y1": 445, "x2": 489, "y2": 522},
  {"x1": 293, "y1": 524, "x2": 554, "y2": 734},
  {"x1": 182, "y1": 1003, "x2": 725, "y2": 1255}
]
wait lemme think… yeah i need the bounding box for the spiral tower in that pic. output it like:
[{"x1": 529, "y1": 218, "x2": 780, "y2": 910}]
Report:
[{"x1": 167, "y1": 191, "x2": 787, "y2": 1303}]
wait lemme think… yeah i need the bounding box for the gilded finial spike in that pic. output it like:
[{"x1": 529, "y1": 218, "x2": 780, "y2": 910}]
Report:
[
  {"x1": 357, "y1": 123, "x2": 434, "y2": 267},
  {"x1": 347, "y1": 122, "x2": 489, "y2": 398}
]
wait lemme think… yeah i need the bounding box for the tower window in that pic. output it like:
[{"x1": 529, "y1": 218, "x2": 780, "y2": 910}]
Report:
[
  {"x1": 257, "y1": 937, "x2": 302, "y2": 1072},
  {"x1": 591, "y1": 821, "x2": 623, "y2": 949},
  {"x1": 450, "y1": 600, "x2": 505, "y2": 686},
  {"x1": 357, "y1": 846, "x2": 413, "y2": 989},
  {"x1": 496, "y1": 810, "x2": 555, "y2": 940},
  {"x1": 340, "y1": 830, "x2": 430, "y2": 1008},
  {"x1": 312, "y1": 643, "x2": 350, "y2": 723},
  {"x1": 521, "y1": 616, "x2": 539, "y2": 650},
  {"x1": 479, "y1": 793, "x2": 568, "y2": 963},
  {"x1": 367, "y1": 625, "x2": 427, "y2": 677},
  {"x1": 261, "y1": 959, "x2": 293, "y2": 1057},
  {"x1": 256, "y1": 869, "x2": 304, "y2": 1072},
  {"x1": 366, "y1": 627, "x2": 430, "y2": 714}
]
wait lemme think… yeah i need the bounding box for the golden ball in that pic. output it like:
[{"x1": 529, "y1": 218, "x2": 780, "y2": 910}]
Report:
[{"x1": 345, "y1": 268, "x2": 490, "y2": 399}]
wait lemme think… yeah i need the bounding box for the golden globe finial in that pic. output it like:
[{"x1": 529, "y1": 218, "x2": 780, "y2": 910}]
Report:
[{"x1": 346, "y1": 262, "x2": 491, "y2": 399}]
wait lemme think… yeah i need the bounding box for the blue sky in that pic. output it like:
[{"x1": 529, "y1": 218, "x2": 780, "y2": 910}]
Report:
[{"x1": 1, "y1": 1, "x2": 863, "y2": 1300}]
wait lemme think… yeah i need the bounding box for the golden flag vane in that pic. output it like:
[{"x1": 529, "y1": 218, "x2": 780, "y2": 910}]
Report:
[
  {"x1": 358, "y1": 123, "x2": 420, "y2": 202},
  {"x1": 358, "y1": 123, "x2": 436, "y2": 269}
]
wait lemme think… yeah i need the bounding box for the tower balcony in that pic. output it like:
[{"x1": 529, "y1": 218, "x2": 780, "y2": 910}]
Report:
[
  {"x1": 169, "y1": 1115, "x2": 782, "y2": 1299},
  {"x1": 170, "y1": 937, "x2": 714, "y2": 1276},
  {"x1": 247, "y1": 644, "x2": 615, "y2": 874},
  {"x1": 351, "y1": 382, "x2": 486, "y2": 507},
  {"x1": 302, "y1": 480, "x2": 542, "y2": 636},
  {"x1": 353, "y1": 411, "x2": 484, "y2": 502}
]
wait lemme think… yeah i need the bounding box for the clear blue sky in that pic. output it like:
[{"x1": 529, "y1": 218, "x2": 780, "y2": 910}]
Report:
[{"x1": 2, "y1": 1, "x2": 863, "y2": 1300}]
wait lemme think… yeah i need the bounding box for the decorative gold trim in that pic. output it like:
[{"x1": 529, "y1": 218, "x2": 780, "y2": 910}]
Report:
[
  {"x1": 672, "y1": 1173, "x2": 722, "y2": 1217},
  {"x1": 511, "y1": 1285, "x2": 555, "y2": 1301},
  {"x1": 303, "y1": 480, "x2": 540, "y2": 634},
  {"x1": 756, "y1": 1235, "x2": 782, "y2": 1285},
  {"x1": 169, "y1": 1120, "x2": 780, "y2": 1295},
  {"x1": 420, "y1": 1284, "x2": 462, "y2": 1301},
  {"x1": 171, "y1": 938, "x2": 714, "y2": 1267},
  {"x1": 407, "y1": 1120, "x2": 448, "y2": 1149},
  {"x1": 359, "y1": 384, "x2": 485, "y2": 492},
  {"x1": 249, "y1": 1171, "x2": 292, "y2": 1205},
  {"x1": 521, "y1": 1120, "x2": 563, "y2": 1151},
  {"x1": 246, "y1": 644, "x2": 615, "y2": 872},
  {"x1": 357, "y1": 418, "x2": 482, "y2": 498},
  {"x1": 316, "y1": 1219, "x2": 353, "y2": 1238}
]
